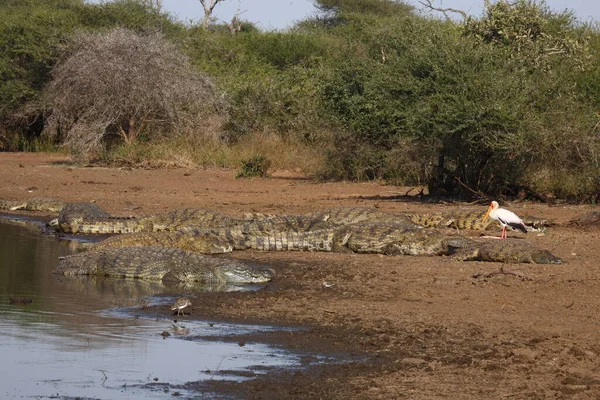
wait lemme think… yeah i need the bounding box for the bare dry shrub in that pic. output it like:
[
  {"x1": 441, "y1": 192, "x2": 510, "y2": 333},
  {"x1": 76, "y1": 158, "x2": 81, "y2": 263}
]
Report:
[{"x1": 46, "y1": 27, "x2": 226, "y2": 161}]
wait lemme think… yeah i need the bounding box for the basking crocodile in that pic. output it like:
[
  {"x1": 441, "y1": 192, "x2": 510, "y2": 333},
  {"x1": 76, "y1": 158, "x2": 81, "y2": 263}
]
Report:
[
  {"x1": 3, "y1": 198, "x2": 551, "y2": 234},
  {"x1": 56, "y1": 205, "x2": 258, "y2": 234},
  {"x1": 56, "y1": 205, "x2": 415, "y2": 235},
  {"x1": 54, "y1": 202, "x2": 143, "y2": 234},
  {"x1": 90, "y1": 221, "x2": 562, "y2": 264},
  {"x1": 452, "y1": 239, "x2": 563, "y2": 264},
  {"x1": 93, "y1": 226, "x2": 234, "y2": 254},
  {"x1": 568, "y1": 211, "x2": 600, "y2": 227},
  {"x1": 0, "y1": 199, "x2": 27, "y2": 211},
  {"x1": 53, "y1": 246, "x2": 275, "y2": 284}
]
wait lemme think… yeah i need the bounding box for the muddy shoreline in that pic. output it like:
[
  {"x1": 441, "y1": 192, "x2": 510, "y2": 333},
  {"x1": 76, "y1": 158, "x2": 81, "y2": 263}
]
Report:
[{"x1": 0, "y1": 152, "x2": 599, "y2": 399}]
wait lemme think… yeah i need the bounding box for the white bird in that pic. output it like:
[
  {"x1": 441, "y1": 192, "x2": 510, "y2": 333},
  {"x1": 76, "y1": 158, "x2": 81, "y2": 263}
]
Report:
[{"x1": 482, "y1": 201, "x2": 527, "y2": 239}]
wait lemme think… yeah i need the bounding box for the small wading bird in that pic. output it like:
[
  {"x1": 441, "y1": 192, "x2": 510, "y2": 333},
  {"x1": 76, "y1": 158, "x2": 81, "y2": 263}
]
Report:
[
  {"x1": 482, "y1": 201, "x2": 527, "y2": 239},
  {"x1": 171, "y1": 298, "x2": 192, "y2": 316}
]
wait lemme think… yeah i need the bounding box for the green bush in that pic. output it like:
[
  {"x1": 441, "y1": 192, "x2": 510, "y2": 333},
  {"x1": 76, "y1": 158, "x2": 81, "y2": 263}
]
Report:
[
  {"x1": 236, "y1": 154, "x2": 271, "y2": 178},
  {"x1": 1, "y1": 0, "x2": 599, "y2": 200},
  {"x1": 316, "y1": 1, "x2": 600, "y2": 199}
]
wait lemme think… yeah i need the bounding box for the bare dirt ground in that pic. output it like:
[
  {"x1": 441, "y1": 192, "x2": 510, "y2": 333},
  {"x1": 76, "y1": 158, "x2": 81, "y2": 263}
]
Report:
[{"x1": 1, "y1": 152, "x2": 599, "y2": 399}]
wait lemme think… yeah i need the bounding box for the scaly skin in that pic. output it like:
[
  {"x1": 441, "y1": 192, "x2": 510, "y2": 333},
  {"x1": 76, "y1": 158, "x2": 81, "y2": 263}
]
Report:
[
  {"x1": 93, "y1": 226, "x2": 234, "y2": 254},
  {"x1": 0, "y1": 199, "x2": 28, "y2": 210},
  {"x1": 143, "y1": 207, "x2": 413, "y2": 234},
  {"x1": 568, "y1": 211, "x2": 600, "y2": 227},
  {"x1": 24, "y1": 198, "x2": 67, "y2": 213},
  {"x1": 53, "y1": 246, "x2": 275, "y2": 283},
  {"x1": 59, "y1": 206, "x2": 415, "y2": 235},
  {"x1": 142, "y1": 208, "x2": 239, "y2": 231},
  {"x1": 232, "y1": 221, "x2": 561, "y2": 263},
  {"x1": 453, "y1": 239, "x2": 563, "y2": 264},
  {"x1": 89, "y1": 219, "x2": 561, "y2": 264},
  {"x1": 0, "y1": 198, "x2": 66, "y2": 212},
  {"x1": 330, "y1": 222, "x2": 472, "y2": 255},
  {"x1": 57, "y1": 203, "x2": 147, "y2": 234}
]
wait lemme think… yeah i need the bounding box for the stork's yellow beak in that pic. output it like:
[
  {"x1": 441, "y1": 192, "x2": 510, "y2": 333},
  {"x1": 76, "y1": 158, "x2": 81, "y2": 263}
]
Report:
[{"x1": 482, "y1": 206, "x2": 492, "y2": 222}]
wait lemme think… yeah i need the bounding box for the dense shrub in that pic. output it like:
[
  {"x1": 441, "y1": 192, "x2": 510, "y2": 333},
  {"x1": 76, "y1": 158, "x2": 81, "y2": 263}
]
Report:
[
  {"x1": 183, "y1": 28, "x2": 336, "y2": 143},
  {"x1": 316, "y1": 1, "x2": 600, "y2": 199},
  {"x1": 1, "y1": 0, "x2": 599, "y2": 200}
]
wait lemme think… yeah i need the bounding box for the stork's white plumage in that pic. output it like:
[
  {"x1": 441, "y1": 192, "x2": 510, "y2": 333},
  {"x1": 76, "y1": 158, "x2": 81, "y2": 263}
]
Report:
[{"x1": 482, "y1": 201, "x2": 527, "y2": 239}]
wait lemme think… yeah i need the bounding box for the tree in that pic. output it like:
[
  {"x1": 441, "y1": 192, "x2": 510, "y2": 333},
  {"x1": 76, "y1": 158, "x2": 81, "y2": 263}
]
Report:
[
  {"x1": 199, "y1": 0, "x2": 227, "y2": 28},
  {"x1": 46, "y1": 27, "x2": 225, "y2": 160}
]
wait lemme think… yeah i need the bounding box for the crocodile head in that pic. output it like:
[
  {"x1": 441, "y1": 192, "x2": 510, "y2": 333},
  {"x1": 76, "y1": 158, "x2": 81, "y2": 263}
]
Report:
[
  {"x1": 53, "y1": 253, "x2": 98, "y2": 275},
  {"x1": 531, "y1": 250, "x2": 563, "y2": 264},
  {"x1": 215, "y1": 263, "x2": 275, "y2": 283}
]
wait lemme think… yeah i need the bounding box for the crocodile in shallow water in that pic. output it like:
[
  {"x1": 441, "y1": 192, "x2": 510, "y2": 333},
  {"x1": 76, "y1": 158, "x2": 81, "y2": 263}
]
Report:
[{"x1": 53, "y1": 246, "x2": 275, "y2": 284}]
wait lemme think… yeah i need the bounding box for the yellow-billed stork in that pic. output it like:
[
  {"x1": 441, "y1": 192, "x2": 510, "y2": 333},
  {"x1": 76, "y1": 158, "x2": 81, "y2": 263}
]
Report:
[{"x1": 482, "y1": 201, "x2": 527, "y2": 239}]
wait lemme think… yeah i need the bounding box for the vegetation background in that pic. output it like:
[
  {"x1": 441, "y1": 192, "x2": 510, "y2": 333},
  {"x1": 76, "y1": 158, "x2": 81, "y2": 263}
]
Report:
[{"x1": 0, "y1": 0, "x2": 598, "y2": 201}]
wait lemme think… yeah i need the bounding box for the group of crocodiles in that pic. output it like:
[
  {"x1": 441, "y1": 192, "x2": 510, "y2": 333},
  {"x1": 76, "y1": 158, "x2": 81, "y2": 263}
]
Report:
[{"x1": 0, "y1": 197, "x2": 566, "y2": 285}]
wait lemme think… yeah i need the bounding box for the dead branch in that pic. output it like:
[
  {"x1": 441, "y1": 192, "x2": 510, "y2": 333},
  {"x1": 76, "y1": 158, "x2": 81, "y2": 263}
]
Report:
[
  {"x1": 229, "y1": 8, "x2": 246, "y2": 35},
  {"x1": 454, "y1": 176, "x2": 491, "y2": 201},
  {"x1": 419, "y1": 0, "x2": 468, "y2": 21}
]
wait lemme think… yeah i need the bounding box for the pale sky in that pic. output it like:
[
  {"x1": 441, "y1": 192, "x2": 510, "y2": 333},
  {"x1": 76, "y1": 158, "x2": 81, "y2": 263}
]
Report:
[{"x1": 158, "y1": 0, "x2": 599, "y2": 30}]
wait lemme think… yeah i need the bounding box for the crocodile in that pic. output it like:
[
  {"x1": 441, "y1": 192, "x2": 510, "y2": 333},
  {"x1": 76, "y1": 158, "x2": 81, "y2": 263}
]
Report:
[
  {"x1": 92, "y1": 221, "x2": 561, "y2": 264},
  {"x1": 57, "y1": 205, "x2": 415, "y2": 235},
  {"x1": 53, "y1": 246, "x2": 275, "y2": 284},
  {"x1": 568, "y1": 211, "x2": 600, "y2": 227},
  {"x1": 0, "y1": 197, "x2": 66, "y2": 213},
  {"x1": 2, "y1": 198, "x2": 552, "y2": 234},
  {"x1": 329, "y1": 222, "x2": 469, "y2": 255},
  {"x1": 452, "y1": 239, "x2": 563, "y2": 264},
  {"x1": 92, "y1": 226, "x2": 234, "y2": 254},
  {"x1": 111, "y1": 206, "x2": 414, "y2": 234},
  {"x1": 55, "y1": 206, "x2": 259, "y2": 234},
  {"x1": 90, "y1": 219, "x2": 424, "y2": 254},
  {"x1": 0, "y1": 199, "x2": 27, "y2": 210},
  {"x1": 55, "y1": 202, "x2": 146, "y2": 234}
]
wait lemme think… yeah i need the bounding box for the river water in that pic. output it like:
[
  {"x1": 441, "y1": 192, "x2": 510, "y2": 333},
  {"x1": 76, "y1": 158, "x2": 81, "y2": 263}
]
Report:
[{"x1": 0, "y1": 217, "x2": 303, "y2": 399}]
